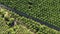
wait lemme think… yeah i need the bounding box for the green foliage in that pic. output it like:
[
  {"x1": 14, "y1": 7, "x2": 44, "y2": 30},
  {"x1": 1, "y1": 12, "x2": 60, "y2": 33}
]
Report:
[
  {"x1": 0, "y1": 7, "x2": 33, "y2": 34},
  {"x1": 0, "y1": 7, "x2": 60, "y2": 34},
  {"x1": 0, "y1": 0, "x2": 60, "y2": 33}
]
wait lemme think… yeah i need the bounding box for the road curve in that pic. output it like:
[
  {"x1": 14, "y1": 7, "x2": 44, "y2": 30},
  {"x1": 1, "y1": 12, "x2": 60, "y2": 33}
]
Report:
[{"x1": 0, "y1": 3, "x2": 60, "y2": 31}]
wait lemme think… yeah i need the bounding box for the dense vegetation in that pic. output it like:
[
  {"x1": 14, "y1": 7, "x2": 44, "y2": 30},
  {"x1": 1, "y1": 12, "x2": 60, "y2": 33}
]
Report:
[
  {"x1": 0, "y1": 7, "x2": 60, "y2": 34},
  {"x1": 0, "y1": 7, "x2": 34, "y2": 34},
  {"x1": 0, "y1": 0, "x2": 60, "y2": 27}
]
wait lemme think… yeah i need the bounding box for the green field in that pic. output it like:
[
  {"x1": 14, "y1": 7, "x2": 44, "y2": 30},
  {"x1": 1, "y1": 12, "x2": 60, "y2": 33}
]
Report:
[
  {"x1": 0, "y1": 0, "x2": 60, "y2": 27},
  {"x1": 0, "y1": 6, "x2": 60, "y2": 34},
  {"x1": 0, "y1": 0, "x2": 60, "y2": 34}
]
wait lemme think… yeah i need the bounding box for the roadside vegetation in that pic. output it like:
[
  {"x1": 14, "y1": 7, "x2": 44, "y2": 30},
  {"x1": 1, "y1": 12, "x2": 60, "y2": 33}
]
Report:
[{"x1": 0, "y1": 7, "x2": 34, "y2": 34}]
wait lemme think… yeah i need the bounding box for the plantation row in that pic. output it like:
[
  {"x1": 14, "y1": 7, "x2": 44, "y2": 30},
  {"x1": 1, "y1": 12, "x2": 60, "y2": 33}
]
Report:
[
  {"x1": 0, "y1": 7, "x2": 34, "y2": 34},
  {"x1": 0, "y1": 7, "x2": 60, "y2": 34},
  {"x1": 0, "y1": 0, "x2": 60, "y2": 27}
]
